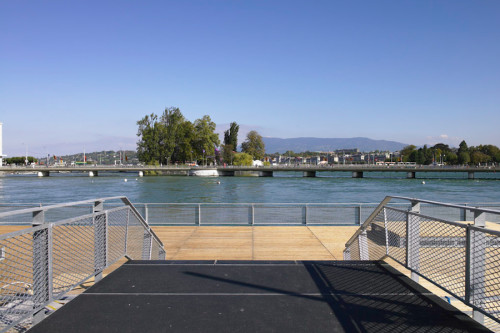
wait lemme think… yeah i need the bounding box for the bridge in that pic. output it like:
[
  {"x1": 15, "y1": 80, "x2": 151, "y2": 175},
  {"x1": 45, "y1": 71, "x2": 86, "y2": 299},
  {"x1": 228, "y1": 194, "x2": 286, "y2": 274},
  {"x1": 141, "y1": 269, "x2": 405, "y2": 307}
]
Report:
[{"x1": 0, "y1": 165, "x2": 498, "y2": 179}]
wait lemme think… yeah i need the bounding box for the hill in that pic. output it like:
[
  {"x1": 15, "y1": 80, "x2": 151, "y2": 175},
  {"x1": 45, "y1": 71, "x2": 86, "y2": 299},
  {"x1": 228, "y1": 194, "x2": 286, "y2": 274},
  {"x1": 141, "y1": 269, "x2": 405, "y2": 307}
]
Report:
[{"x1": 262, "y1": 137, "x2": 408, "y2": 154}]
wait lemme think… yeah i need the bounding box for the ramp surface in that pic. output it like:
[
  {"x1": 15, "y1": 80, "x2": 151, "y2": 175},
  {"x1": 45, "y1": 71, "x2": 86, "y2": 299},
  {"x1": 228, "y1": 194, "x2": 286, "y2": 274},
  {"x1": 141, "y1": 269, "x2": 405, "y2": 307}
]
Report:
[{"x1": 29, "y1": 260, "x2": 489, "y2": 332}]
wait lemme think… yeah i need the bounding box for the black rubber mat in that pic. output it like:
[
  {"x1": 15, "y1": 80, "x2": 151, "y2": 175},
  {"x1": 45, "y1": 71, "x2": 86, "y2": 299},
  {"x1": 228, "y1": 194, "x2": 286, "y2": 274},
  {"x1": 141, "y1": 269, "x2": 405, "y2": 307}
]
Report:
[{"x1": 28, "y1": 260, "x2": 490, "y2": 332}]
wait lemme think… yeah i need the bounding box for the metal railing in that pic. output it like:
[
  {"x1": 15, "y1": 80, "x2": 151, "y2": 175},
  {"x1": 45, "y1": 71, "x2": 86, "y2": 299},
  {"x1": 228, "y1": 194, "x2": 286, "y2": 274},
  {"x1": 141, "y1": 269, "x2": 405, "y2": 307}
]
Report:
[
  {"x1": 0, "y1": 196, "x2": 165, "y2": 332},
  {"x1": 2, "y1": 202, "x2": 500, "y2": 226},
  {"x1": 343, "y1": 196, "x2": 500, "y2": 329},
  {"x1": 131, "y1": 202, "x2": 500, "y2": 226}
]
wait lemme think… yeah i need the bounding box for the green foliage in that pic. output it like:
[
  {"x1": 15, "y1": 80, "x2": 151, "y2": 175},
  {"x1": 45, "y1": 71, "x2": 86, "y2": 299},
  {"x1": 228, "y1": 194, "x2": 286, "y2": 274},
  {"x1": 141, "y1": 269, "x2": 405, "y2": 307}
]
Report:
[
  {"x1": 221, "y1": 144, "x2": 235, "y2": 164},
  {"x1": 136, "y1": 108, "x2": 219, "y2": 165},
  {"x1": 5, "y1": 156, "x2": 38, "y2": 165},
  {"x1": 241, "y1": 130, "x2": 265, "y2": 160},
  {"x1": 223, "y1": 122, "x2": 239, "y2": 152},
  {"x1": 193, "y1": 115, "x2": 220, "y2": 165},
  {"x1": 233, "y1": 152, "x2": 253, "y2": 166},
  {"x1": 458, "y1": 152, "x2": 471, "y2": 165},
  {"x1": 263, "y1": 161, "x2": 271, "y2": 166}
]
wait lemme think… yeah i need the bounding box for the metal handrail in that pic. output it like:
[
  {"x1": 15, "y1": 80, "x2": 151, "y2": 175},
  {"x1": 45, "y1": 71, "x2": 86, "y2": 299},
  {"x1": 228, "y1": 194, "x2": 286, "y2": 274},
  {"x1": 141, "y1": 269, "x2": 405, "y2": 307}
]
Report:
[
  {"x1": 343, "y1": 196, "x2": 500, "y2": 329},
  {"x1": 0, "y1": 197, "x2": 165, "y2": 332},
  {"x1": 0, "y1": 196, "x2": 163, "y2": 247},
  {"x1": 345, "y1": 196, "x2": 500, "y2": 246}
]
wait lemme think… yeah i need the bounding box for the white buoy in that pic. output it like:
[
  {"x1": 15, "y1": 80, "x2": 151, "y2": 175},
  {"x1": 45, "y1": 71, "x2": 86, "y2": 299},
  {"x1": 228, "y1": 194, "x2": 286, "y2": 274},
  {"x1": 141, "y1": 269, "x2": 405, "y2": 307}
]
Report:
[
  {"x1": 217, "y1": 181, "x2": 221, "y2": 184},
  {"x1": 422, "y1": 181, "x2": 425, "y2": 184},
  {"x1": 124, "y1": 179, "x2": 128, "y2": 182}
]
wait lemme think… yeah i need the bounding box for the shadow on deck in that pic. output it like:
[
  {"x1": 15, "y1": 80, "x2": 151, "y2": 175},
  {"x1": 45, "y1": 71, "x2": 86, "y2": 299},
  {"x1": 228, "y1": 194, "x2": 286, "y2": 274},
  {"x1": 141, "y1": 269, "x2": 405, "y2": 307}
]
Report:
[{"x1": 28, "y1": 260, "x2": 489, "y2": 332}]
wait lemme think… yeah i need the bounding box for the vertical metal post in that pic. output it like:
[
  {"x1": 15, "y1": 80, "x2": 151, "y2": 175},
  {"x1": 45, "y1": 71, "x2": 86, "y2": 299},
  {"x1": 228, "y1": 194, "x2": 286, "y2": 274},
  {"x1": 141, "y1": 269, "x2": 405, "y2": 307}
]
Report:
[
  {"x1": 124, "y1": 208, "x2": 130, "y2": 256},
  {"x1": 251, "y1": 204, "x2": 255, "y2": 225},
  {"x1": 358, "y1": 230, "x2": 369, "y2": 260},
  {"x1": 303, "y1": 205, "x2": 308, "y2": 225},
  {"x1": 465, "y1": 225, "x2": 471, "y2": 304},
  {"x1": 408, "y1": 202, "x2": 421, "y2": 282},
  {"x1": 471, "y1": 211, "x2": 486, "y2": 325},
  {"x1": 343, "y1": 248, "x2": 351, "y2": 261},
  {"x1": 355, "y1": 206, "x2": 361, "y2": 225},
  {"x1": 460, "y1": 204, "x2": 467, "y2": 221},
  {"x1": 142, "y1": 229, "x2": 153, "y2": 260},
  {"x1": 144, "y1": 204, "x2": 149, "y2": 223},
  {"x1": 197, "y1": 204, "x2": 201, "y2": 226},
  {"x1": 32, "y1": 209, "x2": 52, "y2": 325},
  {"x1": 383, "y1": 208, "x2": 390, "y2": 256},
  {"x1": 93, "y1": 210, "x2": 107, "y2": 283}
]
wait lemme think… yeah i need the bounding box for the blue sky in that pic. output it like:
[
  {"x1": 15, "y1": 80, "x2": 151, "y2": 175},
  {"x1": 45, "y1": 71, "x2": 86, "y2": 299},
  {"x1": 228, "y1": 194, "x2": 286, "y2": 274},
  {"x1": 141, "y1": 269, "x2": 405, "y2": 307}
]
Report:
[{"x1": 1, "y1": 1, "x2": 499, "y2": 156}]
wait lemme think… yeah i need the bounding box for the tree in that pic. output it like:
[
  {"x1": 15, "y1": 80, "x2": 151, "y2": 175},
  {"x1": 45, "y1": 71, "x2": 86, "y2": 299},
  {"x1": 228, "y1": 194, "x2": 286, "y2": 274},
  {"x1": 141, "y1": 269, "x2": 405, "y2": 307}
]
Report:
[
  {"x1": 160, "y1": 107, "x2": 186, "y2": 165},
  {"x1": 221, "y1": 144, "x2": 235, "y2": 165},
  {"x1": 173, "y1": 120, "x2": 196, "y2": 163},
  {"x1": 400, "y1": 145, "x2": 416, "y2": 162},
  {"x1": 193, "y1": 115, "x2": 220, "y2": 165},
  {"x1": 136, "y1": 113, "x2": 161, "y2": 164},
  {"x1": 223, "y1": 122, "x2": 239, "y2": 152},
  {"x1": 458, "y1": 140, "x2": 470, "y2": 165},
  {"x1": 241, "y1": 130, "x2": 265, "y2": 160},
  {"x1": 233, "y1": 152, "x2": 253, "y2": 166}
]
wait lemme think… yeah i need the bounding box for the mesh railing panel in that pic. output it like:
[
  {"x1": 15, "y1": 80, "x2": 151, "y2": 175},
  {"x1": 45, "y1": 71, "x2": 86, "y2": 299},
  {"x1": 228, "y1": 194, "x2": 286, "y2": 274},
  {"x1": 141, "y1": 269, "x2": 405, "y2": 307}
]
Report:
[
  {"x1": 200, "y1": 205, "x2": 251, "y2": 225},
  {"x1": 385, "y1": 209, "x2": 407, "y2": 265},
  {"x1": 0, "y1": 198, "x2": 164, "y2": 332},
  {"x1": 471, "y1": 228, "x2": 500, "y2": 324},
  {"x1": 51, "y1": 217, "x2": 95, "y2": 297},
  {"x1": 151, "y1": 241, "x2": 160, "y2": 260},
  {"x1": 147, "y1": 204, "x2": 198, "y2": 225},
  {"x1": 107, "y1": 208, "x2": 128, "y2": 265},
  {"x1": 0, "y1": 231, "x2": 35, "y2": 331},
  {"x1": 254, "y1": 205, "x2": 304, "y2": 225},
  {"x1": 126, "y1": 212, "x2": 146, "y2": 260},
  {"x1": 347, "y1": 236, "x2": 360, "y2": 260},
  {"x1": 408, "y1": 213, "x2": 467, "y2": 298},
  {"x1": 307, "y1": 206, "x2": 359, "y2": 225},
  {"x1": 366, "y1": 209, "x2": 387, "y2": 261}
]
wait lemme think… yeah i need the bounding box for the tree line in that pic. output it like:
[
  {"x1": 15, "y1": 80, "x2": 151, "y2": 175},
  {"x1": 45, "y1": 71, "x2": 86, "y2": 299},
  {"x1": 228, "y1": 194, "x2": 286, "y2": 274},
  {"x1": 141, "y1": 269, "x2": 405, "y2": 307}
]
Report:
[
  {"x1": 136, "y1": 107, "x2": 265, "y2": 166},
  {"x1": 400, "y1": 141, "x2": 500, "y2": 165}
]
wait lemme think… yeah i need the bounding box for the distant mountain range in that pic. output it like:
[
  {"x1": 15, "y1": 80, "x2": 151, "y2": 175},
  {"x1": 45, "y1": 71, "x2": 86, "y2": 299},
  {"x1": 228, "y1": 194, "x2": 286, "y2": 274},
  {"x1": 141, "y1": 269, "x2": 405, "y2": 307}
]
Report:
[{"x1": 262, "y1": 137, "x2": 408, "y2": 154}]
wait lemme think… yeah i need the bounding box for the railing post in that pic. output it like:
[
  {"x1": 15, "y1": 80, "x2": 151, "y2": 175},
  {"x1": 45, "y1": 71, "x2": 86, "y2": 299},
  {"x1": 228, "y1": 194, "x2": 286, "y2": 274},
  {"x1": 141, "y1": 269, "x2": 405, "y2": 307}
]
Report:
[
  {"x1": 343, "y1": 248, "x2": 351, "y2": 260},
  {"x1": 470, "y1": 211, "x2": 486, "y2": 325},
  {"x1": 358, "y1": 230, "x2": 369, "y2": 260},
  {"x1": 142, "y1": 228, "x2": 153, "y2": 260},
  {"x1": 407, "y1": 202, "x2": 421, "y2": 282},
  {"x1": 124, "y1": 208, "x2": 130, "y2": 256},
  {"x1": 32, "y1": 209, "x2": 52, "y2": 325},
  {"x1": 251, "y1": 204, "x2": 255, "y2": 225},
  {"x1": 383, "y1": 207, "x2": 389, "y2": 256},
  {"x1": 197, "y1": 204, "x2": 201, "y2": 226},
  {"x1": 144, "y1": 203, "x2": 149, "y2": 223},
  {"x1": 93, "y1": 201, "x2": 107, "y2": 283},
  {"x1": 460, "y1": 203, "x2": 467, "y2": 221},
  {"x1": 355, "y1": 206, "x2": 361, "y2": 225},
  {"x1": 303, "y1": 205, "x2": 308, "y2": 225}
]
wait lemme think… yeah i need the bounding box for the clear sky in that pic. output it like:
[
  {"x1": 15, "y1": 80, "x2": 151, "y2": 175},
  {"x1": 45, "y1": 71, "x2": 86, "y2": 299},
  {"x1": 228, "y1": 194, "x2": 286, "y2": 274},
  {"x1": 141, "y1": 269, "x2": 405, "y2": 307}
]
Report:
[{"x1": 1, "y1": 1, "x2": 499, "y2": 156}]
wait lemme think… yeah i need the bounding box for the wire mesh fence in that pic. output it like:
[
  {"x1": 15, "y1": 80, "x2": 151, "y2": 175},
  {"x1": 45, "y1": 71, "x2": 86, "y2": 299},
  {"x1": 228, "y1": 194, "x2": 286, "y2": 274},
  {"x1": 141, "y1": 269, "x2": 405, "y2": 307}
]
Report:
[
  {"x1": 0, "y1": 197, "x2": 164, "y2": 333},
  {"x1": 344, "y1": 196, "x2": 500, "y2": 331}
]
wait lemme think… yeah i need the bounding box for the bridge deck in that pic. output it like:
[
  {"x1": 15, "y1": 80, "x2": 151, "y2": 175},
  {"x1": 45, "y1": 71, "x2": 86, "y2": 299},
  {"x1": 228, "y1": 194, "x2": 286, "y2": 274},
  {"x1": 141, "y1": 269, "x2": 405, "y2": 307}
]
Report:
[{"x1": 28, "y1": 260, "x2": 488, "y2": 332}]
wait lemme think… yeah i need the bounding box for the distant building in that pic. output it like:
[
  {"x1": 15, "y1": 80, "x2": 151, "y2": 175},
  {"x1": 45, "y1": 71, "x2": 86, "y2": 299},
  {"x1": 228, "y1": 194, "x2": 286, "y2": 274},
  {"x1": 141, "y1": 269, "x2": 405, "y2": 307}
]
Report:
[{"x1": 335, "y1": 148, "x2": 359, "y2": 154}]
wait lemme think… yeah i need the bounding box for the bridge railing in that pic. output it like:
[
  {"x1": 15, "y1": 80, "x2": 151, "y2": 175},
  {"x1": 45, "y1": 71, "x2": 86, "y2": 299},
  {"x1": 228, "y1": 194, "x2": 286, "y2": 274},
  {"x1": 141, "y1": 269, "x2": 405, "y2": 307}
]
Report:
[
  {"x1": 0, "y1": 197, "x2": 165, "y2": 333},
  {"x1": 343, "y1": 196, "x2": 500, "y2": 330}
]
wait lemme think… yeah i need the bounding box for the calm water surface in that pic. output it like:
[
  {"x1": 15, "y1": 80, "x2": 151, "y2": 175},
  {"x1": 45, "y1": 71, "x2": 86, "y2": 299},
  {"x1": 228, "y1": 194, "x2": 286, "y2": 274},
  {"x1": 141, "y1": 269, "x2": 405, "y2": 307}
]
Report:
[{"x1": 0, "y1": 172, "x2": 499, "y2": 204}]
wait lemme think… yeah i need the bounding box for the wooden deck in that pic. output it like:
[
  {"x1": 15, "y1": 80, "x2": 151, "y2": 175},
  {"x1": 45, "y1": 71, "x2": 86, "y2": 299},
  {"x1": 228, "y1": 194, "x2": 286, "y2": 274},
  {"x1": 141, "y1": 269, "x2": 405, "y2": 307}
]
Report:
[{"x1": 153, "y1": 226, "x2": 358, "y2": 261}]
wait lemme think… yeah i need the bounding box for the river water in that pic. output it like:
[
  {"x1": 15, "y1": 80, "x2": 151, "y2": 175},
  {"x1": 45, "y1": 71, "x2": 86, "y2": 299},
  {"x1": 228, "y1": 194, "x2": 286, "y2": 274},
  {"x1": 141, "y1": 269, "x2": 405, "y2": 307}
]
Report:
[{"x1": 0, "y1": 171, "x2": 499, "y2": 205}]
